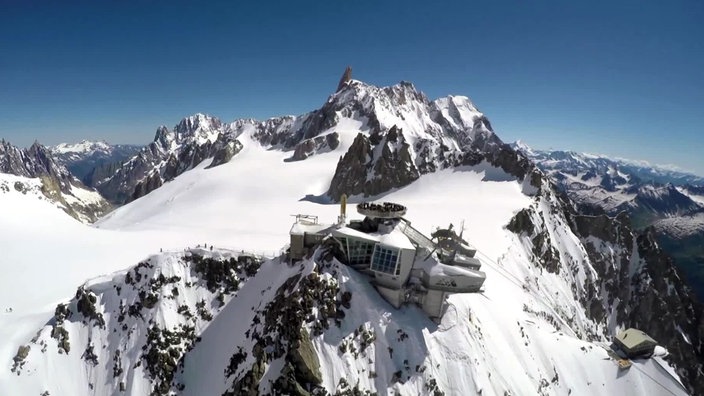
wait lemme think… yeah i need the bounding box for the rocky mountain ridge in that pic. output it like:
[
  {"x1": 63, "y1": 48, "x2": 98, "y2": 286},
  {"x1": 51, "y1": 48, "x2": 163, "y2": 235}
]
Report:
[
  {"x1": 95, "y1": 74, "x2": 517, "y2": 205},
  {"x1": 513, "y1": 143, "x2": 704, "y2": 303},
  {"x1": 512, "y1": 142, "x2": 704, "y2": 186},
  {"x1": 82, "y1": 75, "x2": 703, "y2": 394},
  {"x1": 506, "y1": 183, "x2": 703, "y2": 394},
  {"x1": 511, "y1": 144, "x2": 704, "y2": 223},
  {"x1": 94, "y1": 114, "x2": 243, "y2": 204},
  {"x1": 0, "y1": 139, "x2": 111, "y2": 222}
]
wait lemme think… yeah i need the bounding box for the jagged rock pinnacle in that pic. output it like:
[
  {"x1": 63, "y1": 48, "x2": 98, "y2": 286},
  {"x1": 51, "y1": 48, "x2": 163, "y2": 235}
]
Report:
[{"x1": 336, "y1": 66, "x2": 352, "y2": 92}]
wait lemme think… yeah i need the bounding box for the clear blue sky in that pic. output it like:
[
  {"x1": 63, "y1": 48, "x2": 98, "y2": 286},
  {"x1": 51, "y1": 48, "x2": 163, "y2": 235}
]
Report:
[{"x1": 1, "y1": 0, "x2": 702, "y2": 175}]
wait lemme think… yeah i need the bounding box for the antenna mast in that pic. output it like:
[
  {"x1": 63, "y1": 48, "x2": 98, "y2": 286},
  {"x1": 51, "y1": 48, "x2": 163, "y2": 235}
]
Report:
[{"x1": 338, "y1": 194, "x2": 347, "y2": 225}]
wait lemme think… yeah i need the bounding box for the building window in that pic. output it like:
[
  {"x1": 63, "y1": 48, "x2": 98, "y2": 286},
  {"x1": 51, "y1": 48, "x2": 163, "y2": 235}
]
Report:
[
  {"x1": 348, "y1": 239, "x2": 375, "y2": 265},
  {"x1": 371, "y1": 246, "x2": 400, "y2": 275}
]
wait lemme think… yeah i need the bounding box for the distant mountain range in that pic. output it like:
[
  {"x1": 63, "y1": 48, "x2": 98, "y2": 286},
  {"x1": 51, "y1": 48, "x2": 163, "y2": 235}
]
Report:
[
  {"x1": 51, "y1": 140, "x2": 141, "y2": 188},
  {"x1": 512, "y1": 141, "x2": 704, "y2": 187},
  {"x1": 513, "y1": 142, "x2": 704, "y2": 302}
]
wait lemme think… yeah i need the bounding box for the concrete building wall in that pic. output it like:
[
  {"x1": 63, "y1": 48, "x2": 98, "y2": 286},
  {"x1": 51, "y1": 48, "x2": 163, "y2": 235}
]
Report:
[
  {"x1": 304, "y1": 233, "x2": 324, "y2": 246},
  {"x1": 397, "y1": 248, "x2": 416, "y2": 285},
  {"x1": 290, "y1": 234, "x2": 305, "y2": 260},
  {"x1": 422, "y1": 290, "x2": 446, "y2": 319},
  {"x1": 375, "y1": 285, "x2": 404, "y2": 308}
]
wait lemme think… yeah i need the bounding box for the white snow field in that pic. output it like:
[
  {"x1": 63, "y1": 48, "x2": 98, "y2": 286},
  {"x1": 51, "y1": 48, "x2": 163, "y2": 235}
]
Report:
[{"x1": 0, "y1": 124, "x2": 690, "y2": 395}]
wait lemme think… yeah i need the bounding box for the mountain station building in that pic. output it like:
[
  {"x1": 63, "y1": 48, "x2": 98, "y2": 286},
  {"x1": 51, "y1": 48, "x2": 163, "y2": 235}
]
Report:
[
  {"x1": 614, "y1": 328, "x2": 658, "y2": 358},
  {"x1": 289, "y1": 198, "x2": 486, "y2": 320}
]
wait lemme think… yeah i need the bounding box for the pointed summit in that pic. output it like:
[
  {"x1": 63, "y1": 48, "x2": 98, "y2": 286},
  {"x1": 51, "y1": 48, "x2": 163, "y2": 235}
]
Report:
[{"x1": 336, "y1": 66, "x2": 352, "y2": 92}]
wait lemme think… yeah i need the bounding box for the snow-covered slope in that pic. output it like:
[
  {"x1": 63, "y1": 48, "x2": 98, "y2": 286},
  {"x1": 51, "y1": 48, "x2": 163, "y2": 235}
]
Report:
[
  {"x1": 0, "y1": 159, "x2": 686, "y2": 395},
  {"x1": 1, "y1": 75, "x2": 702, "y2": 395},
  {"x1": 53, "y1": 140, "x2": 113, "y2": 155},
  {"x1": 655, "y1": 212, "x2": 704, "y2": 239},
  {"x1": 678, "y1": 185, "x2": 704, "y2": 207},
  {"x1": 4, "y1": 245, "x2": 689, "y2": 396},
  {"x1": 653, "y1": 212, "x2": 704, "y2": 302},
  {"x1": 2, "y1": 138, "x2": 698, "y2": 395}
]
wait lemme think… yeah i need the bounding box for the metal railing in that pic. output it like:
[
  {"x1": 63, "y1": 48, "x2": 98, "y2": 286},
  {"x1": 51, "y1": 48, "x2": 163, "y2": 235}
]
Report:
[{"x1": 398, "y1": 218, "x2": 435, "y2": 254}]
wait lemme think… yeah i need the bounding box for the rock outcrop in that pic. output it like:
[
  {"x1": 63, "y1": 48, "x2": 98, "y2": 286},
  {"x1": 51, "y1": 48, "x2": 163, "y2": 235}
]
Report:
[
  {"x1": 337, "y1": 66, "x2": 352, "y2": 92},
  {"x1": 327, "y1": 127, "x2": 420, "y2": 200},
  {"x1": 287, "y1": 132, "x2": 340, "y2": 162}
]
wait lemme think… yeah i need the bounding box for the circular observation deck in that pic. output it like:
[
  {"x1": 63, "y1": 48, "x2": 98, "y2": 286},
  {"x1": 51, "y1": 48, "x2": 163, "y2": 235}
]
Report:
[{"x1": 356, "y1": 202, "x2": 407, "y2": 219}]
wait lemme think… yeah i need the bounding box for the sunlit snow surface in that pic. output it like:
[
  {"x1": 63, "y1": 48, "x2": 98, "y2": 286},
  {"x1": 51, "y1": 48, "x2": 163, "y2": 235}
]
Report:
[{"x1": 0, "y1": 127, "x2": 689, "y2": 395}]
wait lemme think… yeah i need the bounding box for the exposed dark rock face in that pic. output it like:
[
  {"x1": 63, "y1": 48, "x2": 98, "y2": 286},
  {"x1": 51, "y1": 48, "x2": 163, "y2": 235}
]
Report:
[
  {"x1": 289, "y1": 329, "x2": 323, "y2": 385},
  {"x1": 327, "y1": 134, "x2": 373, "y2": 200},
  {"x1": 655, "y1": 226, "x2": 704, "y2": 301},
  {"x1": 1, "y1": 140, "x2": 74, "y2": 193},
  {"x1": 327, "y1": 127, "x2": 420, "y2": 200},
  {"x1": 226, "y1": 255, "x2": 351, "y2": 395},
  {"x1": 287, "y1": 132, "x2": 340, "y2": 162},
  {"x1": 132, "y1": 173, "x2": 164, "y2": 201},
  {"x1": 506, "y1": 208, "x2": 534, "y2": 235},
  {"x1": 337, "y1": 66, "x2": 352, "y2": 92},
  {"x1": 208, "y1": 139, "x2": 244, "y2": 168},
  {"x1": 83, "y1": 161, "x2": 125, "y2": 189}
]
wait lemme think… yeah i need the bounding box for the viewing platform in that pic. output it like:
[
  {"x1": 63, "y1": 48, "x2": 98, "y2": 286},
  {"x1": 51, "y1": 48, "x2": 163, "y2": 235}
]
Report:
[{"x1": 357, "y1": 202, "x2": 407, "y2": 219}]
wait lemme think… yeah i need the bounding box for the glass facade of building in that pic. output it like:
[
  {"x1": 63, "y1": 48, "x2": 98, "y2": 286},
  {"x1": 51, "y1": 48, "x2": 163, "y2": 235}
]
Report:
[
  {"x1": 371, "y1": 245, "x2": 400, "y2": 275},
  {"x1": 347, "y1": 239, "x2": 375, "y2": 265}
]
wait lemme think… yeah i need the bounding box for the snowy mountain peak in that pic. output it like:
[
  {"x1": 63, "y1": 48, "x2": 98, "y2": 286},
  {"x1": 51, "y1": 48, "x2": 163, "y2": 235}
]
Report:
[
  {"x1": 152, "y1": 113, "x2": 225, "y2": 150},
  {"x1": 332, "y1": 78, "x2": 430, "y2": 110},
  {"x1": 326, "y1": 77, "x2": 496, "y2": 150},
  {"x1": 52, "y1": 140, "x2": 111, "y2": 155},
  {"x1": 510, "y1": 140, "x2": 535, "y2": 156},
  {"x1": 174, "y1": 113, "x2": 222, "y2": 135}
]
